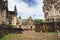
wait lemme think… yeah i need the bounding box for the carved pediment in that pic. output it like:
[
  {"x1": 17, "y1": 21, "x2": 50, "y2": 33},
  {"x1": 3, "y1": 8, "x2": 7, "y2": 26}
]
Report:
[
  {"x1": 43, "y1": 4, "x2": 52, "y2": 12},
  {"x1": 54, "y1": 2, "x2": 60, "y2": 10}
]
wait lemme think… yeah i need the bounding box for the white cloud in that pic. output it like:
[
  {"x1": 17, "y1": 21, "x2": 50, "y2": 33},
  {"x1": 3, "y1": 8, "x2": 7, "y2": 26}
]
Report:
[
  {"x1": 8, "y1": 0, "x2": 16, "y2": 11},
  {"x1": 8, "y1": 0, "x2": 44, "y2": 19}
]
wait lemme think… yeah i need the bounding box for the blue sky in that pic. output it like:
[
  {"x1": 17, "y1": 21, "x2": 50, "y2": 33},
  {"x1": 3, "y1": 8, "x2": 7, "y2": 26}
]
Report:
[{"x1": 8, "y1": 0, "x2": 44, "y2": 19}]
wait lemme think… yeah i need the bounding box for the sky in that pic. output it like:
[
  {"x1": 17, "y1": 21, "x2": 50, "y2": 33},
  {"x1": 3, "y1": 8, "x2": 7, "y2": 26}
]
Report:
[{"x1": 8, "y1": 0, "x2": 44, "y2": 19}]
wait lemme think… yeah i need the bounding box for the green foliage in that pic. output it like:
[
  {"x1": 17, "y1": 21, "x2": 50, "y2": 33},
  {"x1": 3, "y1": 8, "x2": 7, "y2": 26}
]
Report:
[{"x1": 33, "y1": 19, "x2": 43, "y2": 24}]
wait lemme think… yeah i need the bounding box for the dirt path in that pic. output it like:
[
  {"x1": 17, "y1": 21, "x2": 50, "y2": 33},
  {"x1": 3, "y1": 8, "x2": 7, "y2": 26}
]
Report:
[
  {"x1": 22, "y1": 31, "x2": 60, "y2": 40},
  {"x1": 1, "y1": 31, "x2": 60, "y2": 40}
]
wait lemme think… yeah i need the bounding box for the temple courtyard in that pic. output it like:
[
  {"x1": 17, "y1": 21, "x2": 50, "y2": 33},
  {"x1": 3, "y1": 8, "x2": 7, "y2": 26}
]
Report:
[{"x1": 0, "y1": 31, "x2": 60, "y2": 40}]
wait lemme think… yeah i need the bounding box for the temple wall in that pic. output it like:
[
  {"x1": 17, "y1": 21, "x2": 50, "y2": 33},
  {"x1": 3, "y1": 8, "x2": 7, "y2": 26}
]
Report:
[{"x1": 12, "y1": 16, "x2": 16, "y2": 26}]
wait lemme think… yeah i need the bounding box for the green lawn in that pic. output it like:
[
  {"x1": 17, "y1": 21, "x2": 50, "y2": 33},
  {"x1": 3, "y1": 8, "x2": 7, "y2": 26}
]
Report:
[
  {"x1": 0, "y1": 34, "x2": 22, "y2": 40},
  {"x1": 0, "y1": 33, "x2": 31, "y2": 40}
]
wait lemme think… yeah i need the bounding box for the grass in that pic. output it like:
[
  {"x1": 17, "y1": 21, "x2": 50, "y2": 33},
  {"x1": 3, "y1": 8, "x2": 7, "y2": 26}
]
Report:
[
  {"x1": 0, "y1": 34, "x2": 21, "y2": 40},
  {"x1": 0, "y1": 32, "x2": 60, "y2": 40},
  {"x1": 0, "y1": 33, "x2": 31, "y2": 40},
  {"x1": 0, "y1": 35, "x2": 8, "y2": 40}
]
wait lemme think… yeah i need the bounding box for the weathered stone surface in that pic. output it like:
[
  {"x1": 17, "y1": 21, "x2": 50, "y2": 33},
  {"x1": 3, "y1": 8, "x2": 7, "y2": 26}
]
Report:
[
  {"x1": 0, "y1": 0, "x2": 17, "y2": 28},
  {"x1": 43, "y1": 0, "x2": 60, "y2": 22}
]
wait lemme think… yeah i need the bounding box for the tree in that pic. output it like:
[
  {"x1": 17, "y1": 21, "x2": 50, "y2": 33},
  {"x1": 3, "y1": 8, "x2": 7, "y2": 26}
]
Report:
[{"x1": 33, "y1": 19, "x2": 43, "y2": 24}]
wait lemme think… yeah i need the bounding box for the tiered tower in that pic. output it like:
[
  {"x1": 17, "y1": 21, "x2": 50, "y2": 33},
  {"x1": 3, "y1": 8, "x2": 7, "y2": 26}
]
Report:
[{"x1": 43, "y1": 0, "x2": 60, "y2": 22}]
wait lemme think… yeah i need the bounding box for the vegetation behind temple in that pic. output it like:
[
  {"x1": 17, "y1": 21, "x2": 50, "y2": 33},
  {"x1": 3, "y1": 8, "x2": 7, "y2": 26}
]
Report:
[{"x1": 33, "y1": 19, "x2": 43, "y2": 24}]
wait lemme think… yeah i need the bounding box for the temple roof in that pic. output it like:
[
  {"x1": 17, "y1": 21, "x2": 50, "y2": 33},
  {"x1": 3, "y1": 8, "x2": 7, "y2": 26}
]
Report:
[{"x1": 8, "y1": 11, "x2": 15, "y2": 13}]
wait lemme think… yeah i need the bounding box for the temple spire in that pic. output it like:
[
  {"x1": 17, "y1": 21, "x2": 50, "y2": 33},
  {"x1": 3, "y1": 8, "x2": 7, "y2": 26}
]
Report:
[
  {"x1": 14, "y1": 5, "x2": 17, "y2": 16},
  {"x1": 14, "y1": 5, "x2": 17, "y2": 12}
]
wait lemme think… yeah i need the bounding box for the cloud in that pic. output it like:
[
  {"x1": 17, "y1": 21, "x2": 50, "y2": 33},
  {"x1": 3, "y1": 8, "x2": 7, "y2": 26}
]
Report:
[
  {"x1": 22, "y1": 0, "x2": 38, "y2": 7},
  {"x1": 8, "y1": 0, "x2": 16, "y2": 11},
  {"x1": 8, "y1": 0, "x2": 44, "y2": 19}
]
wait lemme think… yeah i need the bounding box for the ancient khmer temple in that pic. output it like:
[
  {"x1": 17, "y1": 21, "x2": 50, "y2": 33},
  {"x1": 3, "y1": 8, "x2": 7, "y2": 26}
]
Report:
[
  {"x1": 43, "y1": 0, "x2": 60, "y2": 32},
  {"x1": 35, "y1": 0, "x2": 60, "y2": 32},
  {"x1": 0, "y1": 0, "x2": 17, "y2": 28}
]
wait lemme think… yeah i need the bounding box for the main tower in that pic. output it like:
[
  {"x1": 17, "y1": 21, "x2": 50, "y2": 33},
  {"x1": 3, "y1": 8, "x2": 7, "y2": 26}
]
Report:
[{"x1": 43, "y1": 0, "x2": 60, "y2": 22}]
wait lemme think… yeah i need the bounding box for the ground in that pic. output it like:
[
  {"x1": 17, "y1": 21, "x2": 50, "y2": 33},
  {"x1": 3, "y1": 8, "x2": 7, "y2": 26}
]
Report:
[{"x1": 0, "y1": 31, "x2": 60, "y2": 40}]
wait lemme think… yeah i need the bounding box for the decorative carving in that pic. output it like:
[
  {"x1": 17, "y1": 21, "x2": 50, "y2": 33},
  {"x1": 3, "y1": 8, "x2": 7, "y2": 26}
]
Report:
[
  {"x1": 43, "y1": 0, "x2": 60, "y2": 22},
  {"x1": 43, "y1": 4, "x2": 52, "y2": 13},
  {"x1": 55, "y1": 2, "x2": 60, "y2": 10}
]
